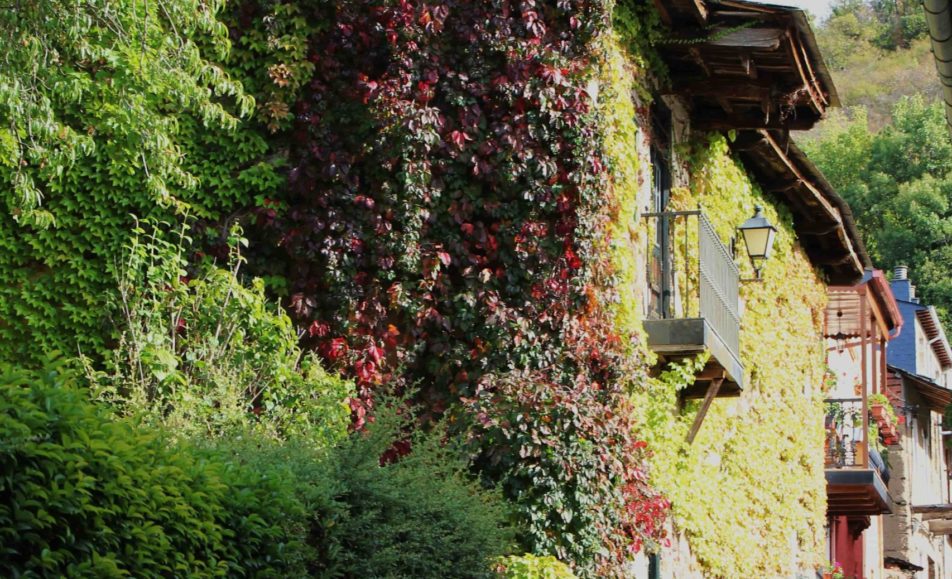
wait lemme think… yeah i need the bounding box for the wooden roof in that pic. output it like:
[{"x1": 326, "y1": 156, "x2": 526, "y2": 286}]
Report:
[
  {"x1": 915, "y1": 308, "x2": 952, "y2": 369},
  {"x1": 653, "y1": 0, "x2": 868, "y2": 283},
  {"x1": 889, "y1": 365, "x2": 952, "y2": 411},
  {"x1": 825, "y1": 272, "x2": 903, "y2": 340},
  {"x1": 656, "y1": 0, "x2": 837, "y2": 130}
]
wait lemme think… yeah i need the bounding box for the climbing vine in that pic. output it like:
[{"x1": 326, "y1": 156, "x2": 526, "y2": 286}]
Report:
[
  {"x1": 0, "y1": 2, "x2": 274, "y2": 364},
  {"x1": 624, "y1": 134, "x2": 829, "y2": 577},
  {"x1": 228, "y1": 1, "x2": 669, "y2": 575}
]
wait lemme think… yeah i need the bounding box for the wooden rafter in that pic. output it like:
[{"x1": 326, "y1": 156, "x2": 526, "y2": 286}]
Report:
[{"x1": 685, "y1": 377, "x2": 725, "y2": 444}]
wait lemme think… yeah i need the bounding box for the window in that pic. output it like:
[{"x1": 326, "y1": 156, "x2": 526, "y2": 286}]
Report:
[{"x1": 647, "y1": 102, "x2": 672, "y2": 320}]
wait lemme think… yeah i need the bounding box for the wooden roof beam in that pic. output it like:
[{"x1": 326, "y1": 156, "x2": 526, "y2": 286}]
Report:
[
  {"x1": 665, "y1": 78, "x2": 772, "y2": 99},
  {"x1": 688, "y1": 47, "x2": 712, "y2": 77},
  {"x1": 652, "y1": 0, "x2": 674, "y2": 25},
  {"x1": 692, "y1": 111, "x2": 817, "y2": 130},
  {"x1": 690, "y1": 0, "x2": 709, "y2": 25},
  {"x1": 741, "y1": 55, "x2": 758, "y2": 78},
  {"x1": 783, "y1": 30, "x2": 825, "y2": 114}
]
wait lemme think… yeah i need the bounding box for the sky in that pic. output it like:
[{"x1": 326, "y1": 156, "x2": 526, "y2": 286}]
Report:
[{"x1": 770, "y1": 0, "x2": 836, "y2": 20}]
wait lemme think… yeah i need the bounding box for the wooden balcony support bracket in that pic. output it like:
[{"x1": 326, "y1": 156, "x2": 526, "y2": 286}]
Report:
[
  {"x1": 686, "y1": 376, "x2": 725, "y2": 444},
  {"x1": 911, "y1": 504, "x2": 952, "y2": 520}
]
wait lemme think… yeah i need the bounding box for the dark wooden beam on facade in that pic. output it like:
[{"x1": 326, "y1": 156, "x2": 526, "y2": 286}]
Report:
[
  {"x1": 763, "y1": 178, "x2": 803, "y2": 192},
  {"x1": 741, "y1": 55, "x2": 758, "y2": 78},
  {"x1": 912, "y1": 504, "x2": 952, "y2": 515},
  {"x1": 689, "y1": 0, "x2": 709, "y2": 25},
  {"x1": 794, "y1": 222, "x2": 841, "y2": 236},
  {"x1": 692, "y1": 111, "x2": 817, "y2": 131},
  {"x1": 652, "y1": 0, "x2": 674, "y2": 24},
  {"x1": 666, "y1": 78, "x2": 773, "y2": 100},
  {"x1": 929, "y1": 520, "x2": 952, "y2": 535},
  {"x1": 688, "y1": 47, "x2": 712, "y2": 77},
  {"x1": 685, "y1": 377, "x2": 724, "y2": 444}
]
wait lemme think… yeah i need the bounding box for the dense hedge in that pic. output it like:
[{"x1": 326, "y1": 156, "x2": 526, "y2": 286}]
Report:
[
  {"x1": 0, "y1": 361, "x2": 513, "y2": 578},
  {"x1": 0, "y1": 362, "x2": 310, "y2": 577}
]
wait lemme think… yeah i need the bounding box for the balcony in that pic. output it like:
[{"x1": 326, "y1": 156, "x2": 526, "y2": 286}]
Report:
[
  {"x1": 643, "y1": 210, "x2": 744, "y2": 398},
  {"x1": 824, "y1": 398, "x2": 892, "y2": 515}
]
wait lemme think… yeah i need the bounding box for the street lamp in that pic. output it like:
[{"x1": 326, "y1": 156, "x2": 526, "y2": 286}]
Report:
[{"x1": 738, "y1": 205, "x2": 777, "y2": 281}]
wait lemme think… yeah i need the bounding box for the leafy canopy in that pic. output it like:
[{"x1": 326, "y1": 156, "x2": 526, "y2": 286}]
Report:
[
  {"x1": 805, "y1": 96, "x2": 952, "y2": 323},
  {"x1": 0, "y1": 0, "x2": 253, "y2": 227}
]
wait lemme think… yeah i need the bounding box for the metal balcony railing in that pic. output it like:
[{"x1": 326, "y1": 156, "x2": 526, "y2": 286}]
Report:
[
  {"x1": 824, "y1": 398, "x2": 868, "y2": 469},
  {"x1": 643, "y1": 210, "x2": 741, "y2": 363}
]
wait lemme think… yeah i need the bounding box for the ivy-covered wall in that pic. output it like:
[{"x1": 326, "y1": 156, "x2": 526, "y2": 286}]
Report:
[
  {"x1": 597, "y1": 30, "x2": 829, "y2": 577},
  {"x1": 591, "y1": 27, "x2": 822, "y2": 578},
  {"x1": 1, "y1": 2, "x2": 835, "y2": 576},
  {"x1": 662, "y1": 136, "x2": 828, "y2": 577}
]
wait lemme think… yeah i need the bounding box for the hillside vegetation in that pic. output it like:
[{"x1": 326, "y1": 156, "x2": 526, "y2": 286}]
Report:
[{"x1": 811, "y1": 0, "x2": 938, "y2": 130}]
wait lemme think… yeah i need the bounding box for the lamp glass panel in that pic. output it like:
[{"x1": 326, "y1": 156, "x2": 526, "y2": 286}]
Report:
[
  {"x1": 763, "y1": 228, "x2": 776, "y2": 259},
  {"x1": 742, "y1": 226, "x2": 771, "y2": 259}
]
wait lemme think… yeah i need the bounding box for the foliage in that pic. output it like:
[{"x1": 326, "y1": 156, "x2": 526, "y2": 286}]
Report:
[
  {"x1": 304, "y1": 400, "x2": 515, "y2": 578},
  {"x1": 823, "y1": 561, "x2": 846, "y2": 579},
  {"x1": 805, "y1": 96, "x2": 952, "y2": 326},
  {"x1": 0, "y1": 0, "x2": 252, "y2": 226},
  {"x1": 463, "y1": 371, "x2": 669, "y2": 576},
  {"x1": 495, "y1": 554, "x2": 577, "y2": 578},
  {"x1": 0, "y1": 2, "x2": 280, "y2": 365},
  {"x1": 86, "y1": 219, "x2": 353, "y2": 443},
  {"x1": 619, "y1": 134, "x2": 829, "y2": 577},
  {"x1": 812, "y1": 2, "x2": 938, "y2": 130},
  {"x1": 0, "y1": 360, "x2": 313, "y2": 578},
  {"x1": 228, "y1": 0, "x2": 669, "y2": 572},
  {"x1": 612, "y1": 0, "x2": 668, "y2": 81},
  {"x1": 1, "y1": 359, "x2": 514, "y2": 578},
  {"x1": 869, "y1": 392, "x2": 898, "y2": 424}
]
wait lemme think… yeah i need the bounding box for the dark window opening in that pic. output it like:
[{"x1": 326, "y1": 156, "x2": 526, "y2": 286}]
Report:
[{"x1": 648, "y1": 101, "x2": 673, "y2": 320}]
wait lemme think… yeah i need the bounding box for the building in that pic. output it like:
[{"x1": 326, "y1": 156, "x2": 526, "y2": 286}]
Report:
[
  {"x1": 881, "y1": 267, "x2": 952, "y2": 578},
  {"x1": 823, "y1": 270, "x2": 903, "y2": 579},
  {"x1": 612, "y1": 1, "x2": 873, "y2": 575}
]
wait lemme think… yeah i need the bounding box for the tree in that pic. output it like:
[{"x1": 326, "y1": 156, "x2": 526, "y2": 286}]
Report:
[{"x1": 805, "y1": 96, "x2": 952, "y2": 323}]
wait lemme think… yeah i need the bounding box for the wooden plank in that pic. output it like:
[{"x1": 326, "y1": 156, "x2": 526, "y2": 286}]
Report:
[
  {"x1": 692, "y1": 111, "x2": 817, "y2": 131},
  {"x1": 651, "y1": 0, "x2": 673, "y2": 24},
  {"x1": 708, "y1": 28, "x2": 785, "y2": 49},
  {"x1": 686, "y1": 377, "x2": 724, "y2": 444},
  {"x1": 783, "y1": 31, "x2": 824, "y2": 114},
  {"x1": 666, "y1": 78, "x2": 772, "y2": 100},
  {"x1": 929, "y1": 520, "x2": 952, "y2": 535},
  {"x1": 687, "y1": 0, "x2": 708, "y2": 25},
  {"x1": 688, "y1": 47, "x2": 711, "y2": 77},
  {"x1": 911, "y1": 504, "x2": 952, "y2": 515},
  {"x1": 741, "y1": 55, "x2": 758, "y2": 79}
]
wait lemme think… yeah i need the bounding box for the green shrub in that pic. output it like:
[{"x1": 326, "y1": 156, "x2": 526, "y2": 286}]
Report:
[
  {"x1": 88, "y1": 219, "x2": 353, "y2": 444},
  {"x1": 302, "y1": 402, "x2": 515, "y2": 578},
  {"x1": 1, "y1": 359, "x2": 513, "y2": 577},
  {"x1": 0, "y1": 361, "x2": 313, "y2": 577},
  {"x1": 495, "y1": 554, "x2": 577, "y2": 578},
  {"x1": 206, "y1": 406, "x2": 516, "y2": 578}
]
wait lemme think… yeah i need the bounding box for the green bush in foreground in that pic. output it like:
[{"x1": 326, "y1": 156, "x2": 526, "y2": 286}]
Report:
[
  {"x1": 0, "y1": 361, "x2": 514, "y2": 577},
  {"x1": 0, "y1": 361, "x2": 311, "y2": 578},
  {"x1": 89, "y1": 220, "x2": 353, "y2": 444}
]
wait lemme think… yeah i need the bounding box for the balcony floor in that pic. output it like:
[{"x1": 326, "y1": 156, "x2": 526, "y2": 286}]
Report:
[
  {"x1": 644, "y1": 317, "x2": 745, "y2": 398},
  {"x1": 826, "y1": 468, "x2": 892, "y2": 515}
]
